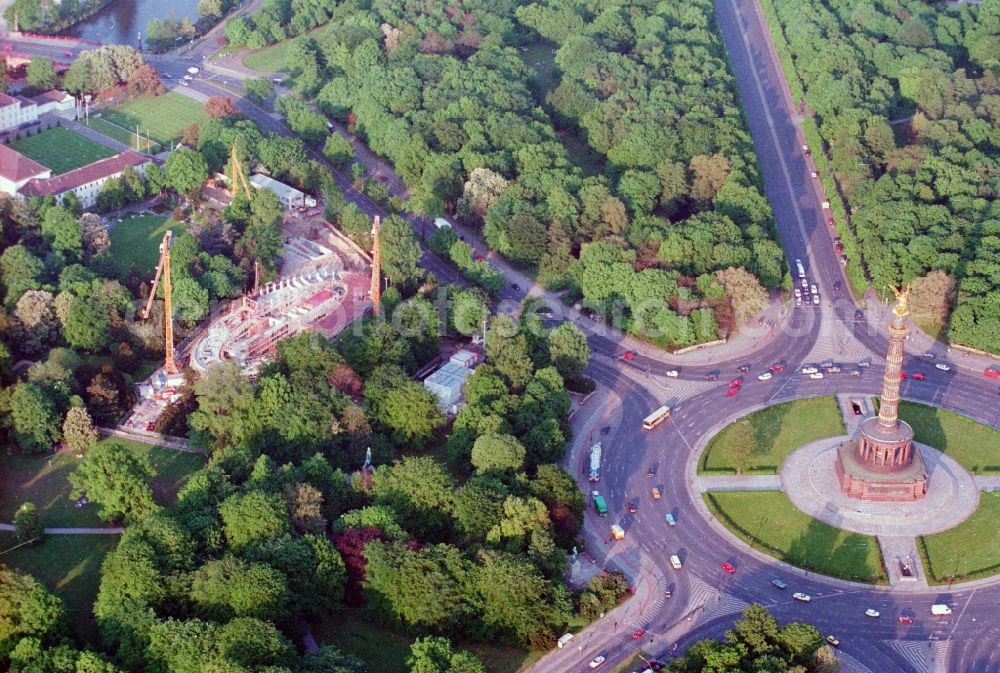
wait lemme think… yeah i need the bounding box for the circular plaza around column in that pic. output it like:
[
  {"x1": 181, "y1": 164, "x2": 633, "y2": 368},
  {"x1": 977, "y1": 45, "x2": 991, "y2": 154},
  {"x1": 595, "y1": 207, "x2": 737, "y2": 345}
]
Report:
[{"x1": 780, "y1": 437, "x2": 980, "y2": 536}]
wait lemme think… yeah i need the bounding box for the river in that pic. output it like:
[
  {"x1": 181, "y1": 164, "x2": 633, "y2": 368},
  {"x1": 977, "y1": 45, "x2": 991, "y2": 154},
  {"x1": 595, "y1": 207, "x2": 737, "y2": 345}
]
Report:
[{"x1": 62, "y1": 0, "x2": 201, "y2": 47}]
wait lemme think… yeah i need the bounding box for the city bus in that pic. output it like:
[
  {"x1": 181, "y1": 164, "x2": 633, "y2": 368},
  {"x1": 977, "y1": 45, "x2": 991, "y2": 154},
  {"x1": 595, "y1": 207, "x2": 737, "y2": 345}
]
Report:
[{"x1": 642, "y1": 405, "x2": 671, "y2": 430}]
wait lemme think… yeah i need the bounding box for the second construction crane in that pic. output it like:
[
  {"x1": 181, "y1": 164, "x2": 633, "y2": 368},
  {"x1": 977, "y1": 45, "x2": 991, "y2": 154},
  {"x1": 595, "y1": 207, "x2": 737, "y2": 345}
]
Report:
[{"x1": 142, "y1": 230, "x2": 178, "y2": 375}]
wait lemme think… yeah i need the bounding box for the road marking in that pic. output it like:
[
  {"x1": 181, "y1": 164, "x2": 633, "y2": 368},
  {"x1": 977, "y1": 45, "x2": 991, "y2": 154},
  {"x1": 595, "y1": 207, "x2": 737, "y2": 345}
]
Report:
[{"x1": 725, "y1": 0, "x2": 813, "y2": 262}]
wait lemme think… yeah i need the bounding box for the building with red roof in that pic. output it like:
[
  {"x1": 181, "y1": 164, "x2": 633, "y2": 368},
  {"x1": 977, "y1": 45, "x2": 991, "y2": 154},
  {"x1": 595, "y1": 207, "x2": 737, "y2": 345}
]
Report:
[
  {"x1": 16, "y1": 150, "x2": 153, "y2": 208},
  {"x1": 0, "y1": 144, "x2": 51, "y2": 195}
]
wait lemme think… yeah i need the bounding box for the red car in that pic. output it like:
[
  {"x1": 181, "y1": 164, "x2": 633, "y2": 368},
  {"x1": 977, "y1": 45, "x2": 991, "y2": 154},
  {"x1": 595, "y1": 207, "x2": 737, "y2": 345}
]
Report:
[
  {"x1": 834, "y1": 242, "x2": 844, "y2": 253},
  {"x1": 900, "y1": 371, "x2": 908, "y2": 380},
  {"x1": 912, "y1": 372, "x2": 925, "y2": 381},
  {"x1": 827, "y1": 217, "x2": 835, "y2": 226},
  {"x1": 623, "y1": 351, "x2": 636, "y2": 361},
  {"x1": 728, "y1": 379, "x2": 743, "y2": 387},
  {"x1": 721, "y1": 562, "x2": 736, "y2": 574},
  {"x1": 724, "y1": 388, "x2": 740, "y2": 397},
  {"x1": 474, "y1": 255, "x2": 485, "y2": 262},
  {"x1": 898, "y1": 616, "x2": 914, "y2": 625},
  {"x1": 632, "y1": 629, "x2": 645, "y2": 640},
  {"x1": 985, "y1": 367, "x2": 1000, "y2": 379},
  {"x1": 770, "y1": 363, "x2": 785, "y2": 373}
]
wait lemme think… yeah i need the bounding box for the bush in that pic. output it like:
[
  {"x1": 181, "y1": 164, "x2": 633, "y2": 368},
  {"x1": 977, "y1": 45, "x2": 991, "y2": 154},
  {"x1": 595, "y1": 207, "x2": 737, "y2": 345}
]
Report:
[{"x1": 14, "y1": 502, "x2": 43, "y2": 544}]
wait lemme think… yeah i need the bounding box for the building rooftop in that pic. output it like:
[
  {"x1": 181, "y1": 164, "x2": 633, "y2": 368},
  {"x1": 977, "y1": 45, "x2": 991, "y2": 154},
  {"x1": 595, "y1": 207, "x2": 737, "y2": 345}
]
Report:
[
  {"x1": 250, "y1": 173, "x2": 305, "y2": 201},
  {"x1": 31, "y1": 90, "x2": 72, "y2": 105},
  {"x1": 0, "y1": 145, "x2": 50, "y2": 183},
  {"x1": 18, "y1": 150, "x2": 150, "y2": 198},
  {"x1": 0, "y1": 92, "x2": 33, "y2": 109},
  {"x1": 837, "y1": 440, "x2": 928, "y2": 483}
]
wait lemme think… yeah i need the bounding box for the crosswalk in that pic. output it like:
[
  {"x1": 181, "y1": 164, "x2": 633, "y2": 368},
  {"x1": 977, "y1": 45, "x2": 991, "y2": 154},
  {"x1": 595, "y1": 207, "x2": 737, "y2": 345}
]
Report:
[
  {"x1": 887, "y1": 640, "x2": 950, "y2": 673},
  {"x1": 806, "y1": 308, "x2": 878, "y2": 364}
]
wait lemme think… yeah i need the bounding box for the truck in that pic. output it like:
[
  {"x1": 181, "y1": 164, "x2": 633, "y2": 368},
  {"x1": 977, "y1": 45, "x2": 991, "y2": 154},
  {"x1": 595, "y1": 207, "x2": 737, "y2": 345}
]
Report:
[
  {"x1": 592, "y1": 491, "x2": 608, "y2": 516},
  {"x1": 588, "y1": 442, "x2": 602, "y2": 482},
  {"x1": 931, "y1": 604, "x2": 952, "y2": 616}
]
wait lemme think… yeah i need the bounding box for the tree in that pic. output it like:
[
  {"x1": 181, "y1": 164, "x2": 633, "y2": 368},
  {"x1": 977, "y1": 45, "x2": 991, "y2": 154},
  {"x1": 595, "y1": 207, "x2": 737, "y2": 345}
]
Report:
[
  {"x1": 365, "y1": 374, "x2": 443, "y2": 448},
  {"x1": 371, "y1": 456, "x2": 454, "y2": 539},
  {"x1": 283, "y1": 481, "x2": 327, "y2": 534},
  {"x1": 689, "y1": 154, "x2": 732, "y2": 202},
  {"x1": 1, "y1": 245, "x2": 44, "y2": 309},
  {"x1": 216, "y1": 617, "x2": 292, "y2": 668},
  {"x1": 69, "y1": 441, "x2": 158, "y2": 523},
  {"x1": 0, "y1": 566, "x2": 66, "y2": 662},
  {"x1": 244, "y1": 77, "x2": 274, "y2": 104},
  {"x1": 63, "y1": 297, "x2": 111, "y2": 351},
  {"x1": 85, "y1": 366, "x2": 135, "y2": 424},
  {"x1": 219, "y1": 489, "x2": 291, "y2": 549},
  {"x1": 547, "y1": 322, "x2": 589, "y2": 381},
  {"x1": 62, "y1": 406, "x2": 98, "y2": 453},
  {"x1": 457, "y1": 168, "x2": 508, "y2": 224},
  {"x1": 13, "y1": 502, "x2": 43, "y2": 545},
  {"x1": 471, "y1": 433, "x2": 526, "y2": 474},
  {"x1": 165, "y1": 148, "x2": 209, "y2": 196},
  {"x1": 911, "y1": 270, "x2": 956, "y2": 325},
  {"x1": 380, "y1": 215, "x2": 423, "y2": 288},
  {"x1": 323, "y1": 133, "x2": 355, "y2": 165},
  {"x1": 407, "y1": 636, "x2": 486, "y2": 673},
  {"x1": 188, "y1": 360, "x2": 254, "y2": 449},
  {"x1": 727, "y1": 419, "x2": 759, "y2": 475},
  {"x1": 205, "y1": 96, "x2": 239, "y2": 119},
  {"x1": 41, "y1": 206, "x2": 83, "y2": 260},
  {"x1": 79, "y1": 213, "x2": 111, "y2": 259},
  {"x1": 715, "y1": 267, "x2": 768, "y2": 325},
  {"x1": 126, "y1": 64, "x2": 165, "y2": 97},
  {"x1": 188, "y1": 556, "x2": 288, "y2": 622},
  {"x1": 13, "y1": 290, "x2": 59, "y2": 356},
  {"x1": 10, "y1": 382, "x2": 62, "y2": 454},
  {"x1": 25, "y1": 57, "x2": 56, "y2": 90}
]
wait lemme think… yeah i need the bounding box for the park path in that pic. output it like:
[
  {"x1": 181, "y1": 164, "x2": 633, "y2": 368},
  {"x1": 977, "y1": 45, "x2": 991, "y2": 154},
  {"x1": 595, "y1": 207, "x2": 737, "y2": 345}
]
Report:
[
  {"x1": 692, "y1": 475, "x2": 781, "y2": 491},
  {"x1": 62, "y1": 117, "x2": 133, "y2": 153},
  {"x1": 0, "y1": 523, "x2": 123, "y2": 534},
  {"x1": 98, "y1": 426, "x2": 207, "y2": 455}
]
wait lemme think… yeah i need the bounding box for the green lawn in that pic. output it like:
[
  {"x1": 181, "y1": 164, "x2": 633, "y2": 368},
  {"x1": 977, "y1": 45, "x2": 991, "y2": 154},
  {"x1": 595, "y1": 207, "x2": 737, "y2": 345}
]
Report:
[
  {"x1": 312, "y1": 610, "x2": 540, "y2": 673},
  {"x1": 919, "y1": 492, "x2": 1000, "y2": 584},
  {"x1": 705, "y1": 491, "x2": 886, "y2": 583},
  {"x1": 0, "y1": 532, "x2": 118, "y2": 645},
  {"x1": 0, "y1": 438, "x2": 206, "y2": 528},
  {"x1": 84, "y1": 115, "x2": 149, "y2": 151},
  {"x1": 100, "y1": 92, "x2": 208, "y2": 147},
  {"x1": 898, "y1": 400, "x2": 1000, "y2": 474},
  {"x1": 6, "y1": 127, "x2": 116, "y2": 174},
  {"x1": 242, "y1": 21, "x2": 338, "y2": 74},
  {"x1": 699, "y1": 396, "x2": 845, "y2": 474},
  {"x1": 108, "y1": 214, "x2": 187, "y2": 278}
]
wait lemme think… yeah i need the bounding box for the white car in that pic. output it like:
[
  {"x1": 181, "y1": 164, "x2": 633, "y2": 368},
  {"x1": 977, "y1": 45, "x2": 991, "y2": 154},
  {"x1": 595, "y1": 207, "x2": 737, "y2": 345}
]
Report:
[
  {"x1": 795, "y1": 297, "x2": 802, "y2": 306},
  {"x1": 813, "y1": 294, "x2": 820, "y2": 305},
  {"x1": 589, "y1": 655, "x2": 606, "y2": 669},
  {"x1": 866, "y1": 609, "x2": 880, "y2": 618},
  {"x1": 810, "y1": 372, "x2": 824, "y2": 379},
  {"x1": 180, "y1": 80, "x2": 190, "y2": 86},
  {"x1": 183, "y1": 74, "x2": 193, "y2": 80},
  {"x1": 935, "y1": 363, "x2": 952, "y2": 372},
  {"x1": 758, "y1": 372, "x2": 772, "y2": 381},
  {"x1": 187, "y1": 66, "x2": 200, "y2": 74},
  {"x1": 801, "y1": 366, "x2": 818, "y2": 374},
  {"x1": 793, "y1": 592, "x2": 811, "y2": 602},
  {"x1": 810, "y1": 284, "x2": 818, "y2": 295},
  {"x1": 666, "y1": 370, "x2": 679, "y2": 378},
  {"x1": 801, "y1": 278, "x2": 809, "y2": 288},
  {"x1": 670, "y1": 555, "x2": 682, "y2": 570},
  {"x1": 794, "y1": 288, "x2": 801, "y2": 298}
]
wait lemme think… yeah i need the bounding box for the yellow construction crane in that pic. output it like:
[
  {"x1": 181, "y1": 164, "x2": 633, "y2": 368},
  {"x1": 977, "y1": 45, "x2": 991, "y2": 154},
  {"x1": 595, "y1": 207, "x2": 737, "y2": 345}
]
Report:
[
  {"x1": 142, "y1": 231, "x2": 178, "y2": 375},
  {"x1": 370, "y1": 215, "x2": 381, "y2": 316},
  {"x1": 228, "y1": 144, "x2": 254, "y2": 201}
]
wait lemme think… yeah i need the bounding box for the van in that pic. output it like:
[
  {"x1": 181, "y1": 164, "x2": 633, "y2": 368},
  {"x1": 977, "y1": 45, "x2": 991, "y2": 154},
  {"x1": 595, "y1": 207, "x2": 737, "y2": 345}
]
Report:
[
  {"x1": 795, "y1": 258, "x2": 805, "y2": 279},
  {"x1": 931, "y1": 604, "x2": 952, "y2": 616},
  {"x1": 556, "y1": 633, "x2": 574, "y2": 649},
  {"x1": 670, "y1": 555, "x2": 682, "y2": 570}
]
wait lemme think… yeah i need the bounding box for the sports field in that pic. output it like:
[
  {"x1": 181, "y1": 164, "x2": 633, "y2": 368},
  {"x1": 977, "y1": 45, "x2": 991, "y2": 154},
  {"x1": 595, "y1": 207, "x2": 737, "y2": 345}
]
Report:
[
  {"x1": 99, "y1": 92, "x2": 207, "y2": 148},
  {"x1": 108, "y1": 214, "x2": 187, "y2": 278},
  {"x1": 7, "y1": 127, "x2": 116, "y2": 174}
]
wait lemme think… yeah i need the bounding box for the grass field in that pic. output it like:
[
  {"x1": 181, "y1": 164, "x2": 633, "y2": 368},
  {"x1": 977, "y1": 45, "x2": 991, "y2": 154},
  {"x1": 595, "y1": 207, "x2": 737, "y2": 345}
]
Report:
[
  {"x1": 100, "y1": 92, "x2": 207, "y2": 147},
  {"x1": 7, "y1": 127, "x2": 116, "y2": 174},
  {"x1": 705, "y1": 491, "x2": 886, "y2": 583},
  {"x1": 919, "y1": 492, "x2": 1000, "y2": 583},
  {"x1": 243, "y1": 21, "x2": 338, "y2": 74},
  {"x1": 84, "y1": 115, "x2": 155, "y2": 151},
  {"x1": 898, "y1": 400, "x2": 1000, "y2": 474},
  {"x1": 312, "y1": 610, "x2": 541, "y2": 673},
  {"x1": 108, "y1": 214, "x2": 186, "y2": 278},
  {"x1": 0, "y1": 438, "x2": 206, "y2": 528},
  {"x1": 0, "y1": 532, "x2": 118, "y2": 645},
  {"x1": 698, "y1": 396, "x2": 845, "y2": 474}
]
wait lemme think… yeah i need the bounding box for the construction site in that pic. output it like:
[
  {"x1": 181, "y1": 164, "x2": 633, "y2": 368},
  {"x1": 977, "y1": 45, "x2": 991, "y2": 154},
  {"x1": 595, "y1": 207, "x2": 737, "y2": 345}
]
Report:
[{"x1": 123, "y1": 148, "x2": 377, "y2": 434}]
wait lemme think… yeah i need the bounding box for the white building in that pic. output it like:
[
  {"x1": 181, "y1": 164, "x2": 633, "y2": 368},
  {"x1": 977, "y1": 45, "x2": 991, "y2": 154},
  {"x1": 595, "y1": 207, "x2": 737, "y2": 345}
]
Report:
[
  {"x1": 0, "y1": 90, "x2": 75, "y2": 132},
  {"x1": 250, "y1": 173, "x2": 317, "y2": 210},
  {"x1": 423, "y1": 350, "x2": 480, "y2": 412},
  {"x1": 17, "y1": 150, "x2": 154, "y2": 208},
  {"x1": 0, "y1": 144, "x2": 51, "y2": 195}
]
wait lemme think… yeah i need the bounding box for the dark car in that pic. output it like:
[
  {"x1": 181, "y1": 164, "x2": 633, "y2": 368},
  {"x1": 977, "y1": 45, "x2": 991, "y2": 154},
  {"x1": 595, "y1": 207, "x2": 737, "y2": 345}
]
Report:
[
  {"x1": 833, "y1": 281, "x2": 841, "y2": 291},
  {"x1": 628, "y1": 501, "x2": 637, "y2": 514},
  {"x1": 511, "y1": 283, "x2": 520, "y2": 291},
  {"x1": 600, "y1": 425, "x2": 611, "y2": 436},
  {"x1": 705, "y1": 372, "x2": 719, "y2": 381},
  {"x1": 855, "y1": 309, "x2": 864, "y2": 321},
  {"x1": 738, "y1": 364, "x2": 751, "y2": 373},
  {"x1": 647, "y1": 466, "x2": 656, "y2": 477}
]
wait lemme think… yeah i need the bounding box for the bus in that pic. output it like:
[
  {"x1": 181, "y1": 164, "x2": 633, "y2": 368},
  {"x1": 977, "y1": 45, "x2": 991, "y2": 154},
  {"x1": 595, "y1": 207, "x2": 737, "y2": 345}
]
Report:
[
  {"x1": 592, "y1": 491, "x2": 608, "y2": 516},
  {"x1": 643, "y1": 405, "x2": 671, "y2": 430}
]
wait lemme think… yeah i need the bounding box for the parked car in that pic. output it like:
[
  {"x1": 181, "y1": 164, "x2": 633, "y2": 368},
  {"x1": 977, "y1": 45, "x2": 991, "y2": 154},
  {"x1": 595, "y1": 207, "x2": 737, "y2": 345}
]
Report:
[
  {"x1": 813, "y1": 294, "x2": 820, "y2": 305},
  {"x1": 623, "y1": 351, "x2": 636, "y2": 360}
]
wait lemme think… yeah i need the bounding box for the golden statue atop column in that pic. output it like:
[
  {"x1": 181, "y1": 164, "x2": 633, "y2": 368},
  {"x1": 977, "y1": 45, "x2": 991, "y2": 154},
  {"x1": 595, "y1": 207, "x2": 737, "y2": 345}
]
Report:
[{"x1": 891, "y1": 284, "x2": 911, "y2": 319}]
